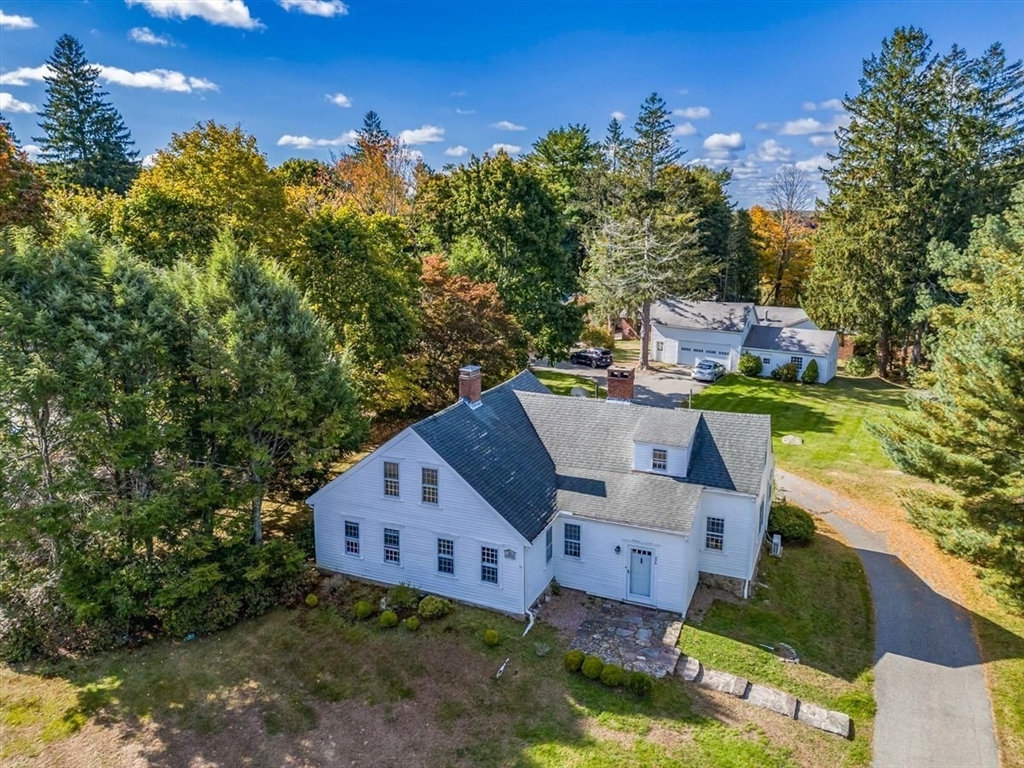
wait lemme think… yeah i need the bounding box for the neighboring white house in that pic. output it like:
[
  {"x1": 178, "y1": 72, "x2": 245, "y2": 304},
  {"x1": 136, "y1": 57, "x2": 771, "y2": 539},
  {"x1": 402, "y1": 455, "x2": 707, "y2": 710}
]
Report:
[
  {"x1": 650, "y1": 300, "x2": 840, "y2": 383},
  {"x1": 308, "y1": 365, "x2": 774, "y2": 617}
]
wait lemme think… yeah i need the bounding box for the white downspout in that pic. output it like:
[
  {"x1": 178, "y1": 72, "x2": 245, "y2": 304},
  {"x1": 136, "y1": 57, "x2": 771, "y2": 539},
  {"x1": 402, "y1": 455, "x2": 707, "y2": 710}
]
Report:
[{"x1": 522, "y1": 608, "x2": 536, "y2": 637}]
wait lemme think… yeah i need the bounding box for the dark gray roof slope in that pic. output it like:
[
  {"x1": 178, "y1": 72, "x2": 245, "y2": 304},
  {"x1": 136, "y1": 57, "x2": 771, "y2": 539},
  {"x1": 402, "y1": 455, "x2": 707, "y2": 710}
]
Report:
[
  {"x1": 754, "y1": 305, "x2": 817, "y2": 329},
  {"x1": 650, "y1": 299, "x2": 752, "y2": 333},
  {"x1": 744, "y1": 326, "x2": 837, "y2": 356},
  {"x1": 412, "y1": 370, "x2": 558, "y2": 542},
  {"x1": 635, "y1": 409, "x2": 700, "y2": 448},
  {"x1": 686, "y1": 411, "x2": 773, "y2": 494}
]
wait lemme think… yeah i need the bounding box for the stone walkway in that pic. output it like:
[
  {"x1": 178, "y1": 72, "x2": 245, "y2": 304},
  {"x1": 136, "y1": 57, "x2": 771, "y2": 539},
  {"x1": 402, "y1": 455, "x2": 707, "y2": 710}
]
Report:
[{"x1": 568, "y1": 600, "x2": 683, "y2": 678}]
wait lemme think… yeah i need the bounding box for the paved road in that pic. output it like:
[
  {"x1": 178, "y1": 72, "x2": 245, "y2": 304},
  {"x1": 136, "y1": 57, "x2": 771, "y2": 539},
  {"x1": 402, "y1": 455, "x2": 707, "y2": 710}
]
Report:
[{"x1": 776, "y1": 469, "x2": 999, "y2": 768}]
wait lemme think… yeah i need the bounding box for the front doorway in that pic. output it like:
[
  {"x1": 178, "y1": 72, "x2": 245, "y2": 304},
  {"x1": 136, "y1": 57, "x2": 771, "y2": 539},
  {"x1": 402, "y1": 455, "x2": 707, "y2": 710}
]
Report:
[{"x1": 627, "y1": 547, "x2": 653, "y2": 602}]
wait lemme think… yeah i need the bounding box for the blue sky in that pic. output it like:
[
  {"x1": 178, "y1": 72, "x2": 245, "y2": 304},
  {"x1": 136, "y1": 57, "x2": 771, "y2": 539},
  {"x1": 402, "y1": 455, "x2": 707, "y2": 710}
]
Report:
[{"x1": 1, "y1": 0, "x2": 1021, "y2": 206}]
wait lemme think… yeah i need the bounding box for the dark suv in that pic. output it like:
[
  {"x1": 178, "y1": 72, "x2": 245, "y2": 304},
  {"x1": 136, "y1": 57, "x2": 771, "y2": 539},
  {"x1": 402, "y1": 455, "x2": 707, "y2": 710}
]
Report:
[{"x1": 569, "y1": 347, "x2": 613, "y2": 368}]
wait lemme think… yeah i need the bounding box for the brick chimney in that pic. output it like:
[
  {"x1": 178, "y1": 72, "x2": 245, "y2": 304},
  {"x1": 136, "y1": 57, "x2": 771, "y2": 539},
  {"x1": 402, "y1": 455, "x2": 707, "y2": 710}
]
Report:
[
  {"x1": 606, "y1": 365, "x2": 635, "y2": 403},
  {"x1": 459, "y1": 365, "x2": 482, "y2": 408}
]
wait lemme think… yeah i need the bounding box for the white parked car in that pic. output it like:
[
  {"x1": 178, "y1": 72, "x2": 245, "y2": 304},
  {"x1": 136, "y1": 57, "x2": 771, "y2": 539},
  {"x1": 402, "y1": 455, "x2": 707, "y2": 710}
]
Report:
[{"x1": 691, "y1": 360, "x2": 726, "y2": 382}]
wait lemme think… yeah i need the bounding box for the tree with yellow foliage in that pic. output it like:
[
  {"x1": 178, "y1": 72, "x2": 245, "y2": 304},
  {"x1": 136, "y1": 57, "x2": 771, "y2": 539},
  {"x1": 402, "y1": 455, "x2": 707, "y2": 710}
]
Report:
[{"x1": 750, "y1": 167, "x2": 814, "y2": 306}]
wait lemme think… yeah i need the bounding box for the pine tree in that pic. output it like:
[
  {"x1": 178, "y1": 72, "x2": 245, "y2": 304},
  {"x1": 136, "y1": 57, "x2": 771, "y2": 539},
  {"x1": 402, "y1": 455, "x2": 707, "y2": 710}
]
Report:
[
  {"x1": 723, "y1": 209, "x2": 759, "y2": 301},
  {"x1": 34, "y1": 35, "x2": 138, "y2": 194}
]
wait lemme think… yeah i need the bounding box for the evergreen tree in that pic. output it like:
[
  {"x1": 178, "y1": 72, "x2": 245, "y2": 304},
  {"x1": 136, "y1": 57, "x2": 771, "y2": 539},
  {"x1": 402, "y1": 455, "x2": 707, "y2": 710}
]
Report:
[
  {"x1": 351, "y1": 110, "x2": 390, "y2": 154},
  {"x1": 35, "y1": 35, "x2": 138, "y2": 194},
  {"x1": 723, "y1": 208, "x2": 759, "y2": 301}
]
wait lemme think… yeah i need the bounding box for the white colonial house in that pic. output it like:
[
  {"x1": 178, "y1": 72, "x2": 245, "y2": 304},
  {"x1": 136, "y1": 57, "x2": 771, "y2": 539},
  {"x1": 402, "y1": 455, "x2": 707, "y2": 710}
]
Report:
[
  {"x1": 307, "y1": 365, "x2": 774, "y2": 617},
  {"x1": 650, "y1": 300, "x2": 840, "y2": 383}
]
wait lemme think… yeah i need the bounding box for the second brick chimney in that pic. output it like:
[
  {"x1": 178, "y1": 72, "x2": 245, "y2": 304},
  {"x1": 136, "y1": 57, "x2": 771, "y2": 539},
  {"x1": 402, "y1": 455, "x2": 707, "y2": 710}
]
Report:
[
  {"x1": 606, "y1": 365, "x2": 635, "y2": 402},
  {"x1": 459, "y1": 365, "x2": 482, "y2": 408}
]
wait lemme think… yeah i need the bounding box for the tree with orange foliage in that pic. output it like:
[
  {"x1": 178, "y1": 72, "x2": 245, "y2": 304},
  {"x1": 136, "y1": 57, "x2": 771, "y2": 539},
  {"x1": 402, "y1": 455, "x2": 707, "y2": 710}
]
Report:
[
  {"x1": 750, "y1": 167, "x2": 814, "y2": 307},
  {"x1": 0, "y1": 120, "x2": 48, "y2": 230}
]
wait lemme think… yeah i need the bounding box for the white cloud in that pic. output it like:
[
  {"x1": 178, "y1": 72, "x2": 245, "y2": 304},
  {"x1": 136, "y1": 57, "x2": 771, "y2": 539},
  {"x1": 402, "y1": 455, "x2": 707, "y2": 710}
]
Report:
[
  {"x1": 802, "y1": 101, "x2": 817, "y2": 111},
  {"x1": 730, "y1": 160, "x2": 762, "y2": 180},
  {"x1": 277, "y1": 0, "x2": 348, "y2": 16},
  {"x1": 794, "y1": 154, "x2": 833, "y2": 172},
  {"x1": 142, "y1": 153, "x2": 159, "y2": 168},
  {"x1": 756, "y1": 139, "x2": 791, "y2": 162},
  {"x1": 277, "y1": 131, "x2": 357, "y2": 149},
  {"x1": 129, "y1": 26, "x2": 172, "y2": 45},
  {"x1": 450, "y1": 90, "x2": 467, "y2": 97},
  {"x1": 454, "y1": 108, "x2": 475, "y2": 115},
  {"x1": 327, "y1": 92, "x2": 351, "y2": 107},
  {"x1": 491, "y1": 120, "x2": 525, "y2": 131},
  {"x1": 0, "y1": 65, "x2": 50, "y2": 86},
  {"x1": 407, "y1": 149, "x2": 424, "y2": 161},
  {"x1": 22, "y1": 144, "x2": 41, "y2": 158},
  {"x1": 703, "y1": 132, "x2": 744, "y2": 151},
  {"x1": 802, "y1": 98, "x2": 844, "y2": 112},
  {"x1": 610, "y1": 110, "x2": 626, "y2": 121},
  {"x1": 444, "y1": 145, "x2": 469, "y2": 157},
  {"x1": 490, "y1": 143, "x2": 521, "y2": 154},
  {"x1": 0, "y1": 92, "x2": 36, "y2": 113},
  {"x1": 809, "y1": 134, "x2": 838, "y2": 148},
  {"x1": 672, "y1": 122, "x2": 697, "y2": 137},
  {"x1": 770, "y1": 114, "x2": 849, "y2": 135},
  {"x1": 125, "y1": 0, "x2": 263, "y2": 30},
  {"x1": 673, "y1": 106, "x2": 711, "y2": 120},
  {"x1": 0, "y1": 11, "x2": 37, "y2": 29},
  {"x1": 399, "y1": 124, "x2": 444, "y2": 144}
]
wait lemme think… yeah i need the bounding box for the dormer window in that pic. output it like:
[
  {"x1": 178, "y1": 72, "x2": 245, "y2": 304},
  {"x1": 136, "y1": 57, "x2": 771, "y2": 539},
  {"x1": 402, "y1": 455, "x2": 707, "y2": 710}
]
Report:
[{"x1": 652, "y1": 448, "x2": 668, "y2": 471}]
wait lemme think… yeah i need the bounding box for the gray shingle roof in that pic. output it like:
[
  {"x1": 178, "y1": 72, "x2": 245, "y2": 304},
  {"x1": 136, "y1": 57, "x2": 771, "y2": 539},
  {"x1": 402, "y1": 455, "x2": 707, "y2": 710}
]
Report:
[
  {"x1": 651, "y1": 300, "x2": 752, "y2": 333},
  {"x1": 410, "y1": 371, "x2": 771, "y2": 540},
  {"x1": 743, "y1": 326, "x2": 837, "y2": 356},
  {"x1": 753, "y1": 305, "x2": 817, "y2": 329}
]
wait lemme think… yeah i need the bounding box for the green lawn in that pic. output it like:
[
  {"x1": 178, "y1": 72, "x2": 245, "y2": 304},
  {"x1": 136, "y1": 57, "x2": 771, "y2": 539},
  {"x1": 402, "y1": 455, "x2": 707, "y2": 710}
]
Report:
[
  {"x1": 680, "y1": 515, "x2": 875, "y2": 767},
  {"x1": 532, "y1": 369, "x2": 606, "y2": 398}
]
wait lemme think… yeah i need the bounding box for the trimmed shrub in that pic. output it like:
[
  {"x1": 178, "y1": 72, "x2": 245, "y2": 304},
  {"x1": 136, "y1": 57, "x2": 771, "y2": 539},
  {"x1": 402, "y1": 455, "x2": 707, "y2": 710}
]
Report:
[
  {"x1": 580, "y1": 325, "x2": 615, "y2": 350},
  {"x1": 738, "y1": 353, "x2": 763, "y2": 377},
  {"x1": 627, "y1": 671, "x2": 654, "y2": 698},
  {"x1": 771, "y1": 361, "x2": 799, "y2": 382},
  {"x1": 581, "y1": 655, "x2": 605, "y2": 680},
  {"x1": 767, "y1": 503, "x2": 816, "y2": 543},
  {"x1": 549, "y1": 579, "x2": 562, "y2": 596},
  {"x1": 600, "y1": 663, "x2": 625, "y2": 687},
  {"x1": 564, "y1": 649, "x2": 585, "y2": 672},
  {"x1": 304, "y1": 593, "x2": 319, "y2": 608},
  {"x1": 418, "y1": 595, "x2": 452, "y2": 620},
  {"x1": 846, "y1": 355, "x2": 875, "y2": 377},
  {"x1": 353, "y1": 600, "x2": 375, "y2": 621},
  {"x1": 387, "y1": 583, "x2": 419, "y2": 611},
  {"x1": 801, "y1": 358, "x2": 820, "y2": 384},
  {"x1": 404, "y1": 616, "x2": 420, "y2": 631},
  {"x1": 379, "y1": 610, "x2": 399, "y2": 629},
  {"x1": 484, "y1": 629, "x2": 499, "y2": 647}
]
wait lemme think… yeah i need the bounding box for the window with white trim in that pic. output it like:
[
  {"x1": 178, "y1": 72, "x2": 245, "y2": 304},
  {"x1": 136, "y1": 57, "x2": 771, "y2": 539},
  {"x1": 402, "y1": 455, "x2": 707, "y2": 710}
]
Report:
[
  {"x1": 564, "y1": 523, "x2": 581, "y2": 558},
  {"x1": 545, "y1": 527, "x2": 553, "y2": 564},
  {"x1": 652, "y1": 448, "x2": 668, "y2": 471},
  {"x1": 344, "y1": 521, "x2": 360, "y2": 556},
  {"x1": 383, "y1": 461, "x2": 400, "y2": 497},
  {"x1": 437, "y1": 538, "x2": 454, "y2": 574},
  {"x1": 481, "y1": 546, "x2": 498, "y2": 584},
  {"x1": 421, "y1": 467, "x2": 438, "y2": 504},
  {"x1": 762, "y1": 356, "x2": 771, "y2": 365},
  {"x1": 705, "y1": 517, "x2": 725, "y2": 551},
  {"x1": 384, "y1": 527, "x2": 401, "y2": 563},
  {"x1": 790, "y1": 356, "x2": 804, "y2": 370}
]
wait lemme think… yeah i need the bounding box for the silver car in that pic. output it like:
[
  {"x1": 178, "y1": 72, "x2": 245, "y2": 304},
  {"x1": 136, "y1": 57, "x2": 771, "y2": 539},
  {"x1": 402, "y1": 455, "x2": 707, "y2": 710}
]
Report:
[{"x1": 691, "y1": 360, "x2": 726, "y2": 382}]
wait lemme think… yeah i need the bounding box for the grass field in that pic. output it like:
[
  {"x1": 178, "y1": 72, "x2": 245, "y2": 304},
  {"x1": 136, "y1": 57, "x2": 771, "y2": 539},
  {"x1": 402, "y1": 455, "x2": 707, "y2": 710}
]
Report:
[{"x1": 532, "y1": 369, "x2": 606, "y2": 398}]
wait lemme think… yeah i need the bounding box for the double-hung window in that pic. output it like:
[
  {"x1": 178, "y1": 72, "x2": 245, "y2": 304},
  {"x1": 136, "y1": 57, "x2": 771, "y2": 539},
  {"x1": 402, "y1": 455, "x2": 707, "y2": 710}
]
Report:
[
  {"x1": 437, "y1": 538, "x2": 454, "y2": 574},
  {"x1": 545, "y1": 527, "x2": 553, "y2": 564},
  {"x1": 705, "y1": 517, "x2": 725, "y2": 551},
  {"x1": 564, "y1": 523, "x2": 581, "y2": 558},
  {"x1": 652, "y1": 448, "x2": 668, "y2": 471},
  {"x1": 481, "y1": 546, "x2": 498, "y2": 584},
  {"x1": 384, "y1": 527, "x2": 401, "y2": 564},
  {"x1": 344, "y1": 521, "x2": 360, "y2": 556},
  {"x1": 383, "y1": 461, "x2": 400, "y2": 497},
  {"x1": 421, "y1": 467, "x2": 438, "y2": 504}
]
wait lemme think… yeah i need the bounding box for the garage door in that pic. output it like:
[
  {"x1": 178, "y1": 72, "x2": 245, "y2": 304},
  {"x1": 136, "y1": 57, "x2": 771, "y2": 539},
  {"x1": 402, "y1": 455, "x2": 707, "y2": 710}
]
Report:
[{"x1": 677, "y1": 343, "x2": 731, "y2": 367}]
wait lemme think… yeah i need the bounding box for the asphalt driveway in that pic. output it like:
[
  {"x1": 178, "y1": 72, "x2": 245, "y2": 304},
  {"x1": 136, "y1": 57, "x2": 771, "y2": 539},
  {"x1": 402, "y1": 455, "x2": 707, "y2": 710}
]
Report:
[
  {"x1": 532, "y1": 360, "x2": 710, "y2": 407},
  {"x1": 777, "y1": 469, "x2": 999, "y2": 768}
]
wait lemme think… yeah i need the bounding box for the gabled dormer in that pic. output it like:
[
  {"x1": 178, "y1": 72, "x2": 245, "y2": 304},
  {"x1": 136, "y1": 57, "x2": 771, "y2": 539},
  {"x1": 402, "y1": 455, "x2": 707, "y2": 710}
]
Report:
[{"x1": 631, "y1": 410, "x2": 700, "y2": 478}]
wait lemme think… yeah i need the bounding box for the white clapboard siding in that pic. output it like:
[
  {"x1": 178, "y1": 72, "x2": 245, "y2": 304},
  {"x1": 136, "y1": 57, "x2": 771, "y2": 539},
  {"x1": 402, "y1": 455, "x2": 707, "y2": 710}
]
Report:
[
  {"x1": 553, "y1": 514, "x2": 692, "y2": 613},
  {"x1": 633, "y1": 441, "x2": 690, "y2": 477},
  {"x1": 312, "y1": 429, "x2": 527, "y2": 615},
  {"x1": 652, "y1": 325, "x2": 745, "y2": 368},
  {"x1": 524, "y1": 521, "x2": 556, "y2": 609},
  {"x1": 696, "y1": 490, "x2": 757, "y2": 581}
]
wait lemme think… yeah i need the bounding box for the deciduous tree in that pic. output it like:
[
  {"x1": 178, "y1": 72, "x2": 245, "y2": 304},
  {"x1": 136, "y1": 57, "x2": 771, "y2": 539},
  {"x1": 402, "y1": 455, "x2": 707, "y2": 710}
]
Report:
[{"x1": 0, "y1": 121, "x2": 48, "y2": 230}]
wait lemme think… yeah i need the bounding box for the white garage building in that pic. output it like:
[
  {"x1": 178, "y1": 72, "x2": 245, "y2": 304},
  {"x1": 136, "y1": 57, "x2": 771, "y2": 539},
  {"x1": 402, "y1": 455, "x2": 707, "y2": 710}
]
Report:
[{"x1": 650, "y1": 300, "x2": 839, "y2": 384}]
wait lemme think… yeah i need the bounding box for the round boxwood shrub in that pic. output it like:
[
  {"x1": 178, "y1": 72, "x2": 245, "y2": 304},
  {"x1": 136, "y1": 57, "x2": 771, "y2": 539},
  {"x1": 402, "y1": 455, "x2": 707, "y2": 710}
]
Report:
[
  {"x1": 564, "y1": 649, "x2": 585, "y2": 672},
  {"x1": 581, "y1": 655, "x2": 605, "y2": 680},
  {"x1": 600, "y1": 663, "x2": 625, "y2": 687},
  {"x1": 484, "y1": 629, "x2": 499, "y2": 647},
  {"x1": 304, "y1": 593, "x2": 319, "y2": 608},
  {"x1": 771, "y1": 361, "x2": 799, "y2": 382},
  {"x1": 738, "y1": 353, "x2": 763, "y2": 377},
  {"x1": 627, "y1": 671, "x2": 654, "y2": 698},
  {"x1": 404, "y1": 616, "x2": 420, "y2": 631},
  {"x1": 846, "y1": 355, "x2": 875, "y2": 377},
  {"x1": 767, "y1": 503, "x2": 816, "y2": 543},
  {"x1": 379, "y1": 609, "x2": 399, "y2": 629},
  {"x1": 800, "y1": 358, "x2": 820, "y2": 384},
  {"x1": 418, "y1": 595, "x2": 452, "y2": 620},
  {"x1": 353, "y1": 600, "x2": 375, "y2": 620}
]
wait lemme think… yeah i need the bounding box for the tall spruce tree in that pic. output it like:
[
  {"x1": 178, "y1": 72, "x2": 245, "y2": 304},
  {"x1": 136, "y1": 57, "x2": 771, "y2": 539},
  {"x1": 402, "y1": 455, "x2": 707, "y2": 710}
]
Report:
[
  {"x1": 35, "y1": 35, "x2": 138, "y2": 194},
  {"x1": 723, "y1": 208, "x2": 759, "y2": 301}
]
